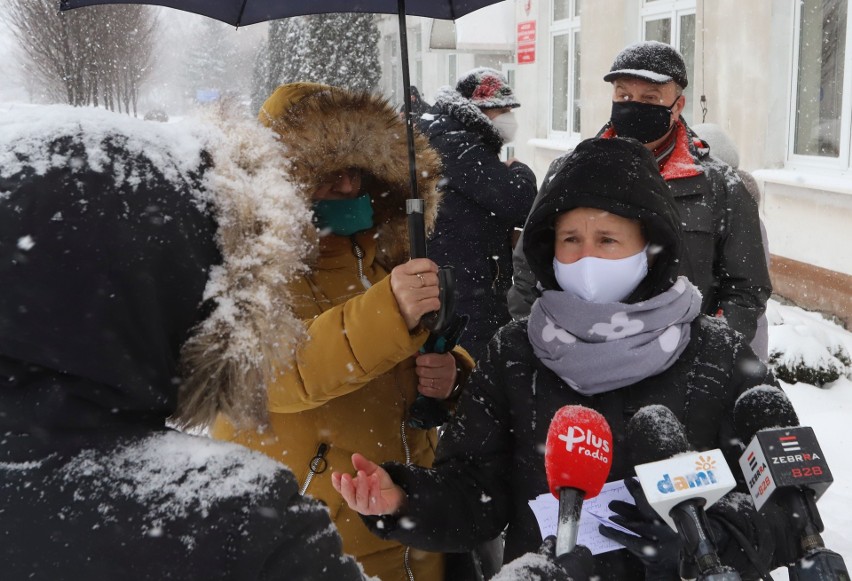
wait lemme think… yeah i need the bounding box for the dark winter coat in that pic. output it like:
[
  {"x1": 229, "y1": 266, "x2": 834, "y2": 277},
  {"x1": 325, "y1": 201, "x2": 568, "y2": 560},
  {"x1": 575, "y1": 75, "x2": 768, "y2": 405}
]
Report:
[
  {"x1": 363, "y1": 138, "x2": 785, "y2": 580},
  {"x1": 420, "y1": 88, "x2": 537, "y2": 362},
  {"x1": 369, "y1": 316, "x2": 774, "y2": 579},
  {"x1": 401, "y1": 86, "x2": 432, "y2": 120},
  {"x1": 0, "y1": 109, "x2": 366, "y2": 580},
  {"x1": 509, "y1": 120, "x2": 771, "y2": 343}
]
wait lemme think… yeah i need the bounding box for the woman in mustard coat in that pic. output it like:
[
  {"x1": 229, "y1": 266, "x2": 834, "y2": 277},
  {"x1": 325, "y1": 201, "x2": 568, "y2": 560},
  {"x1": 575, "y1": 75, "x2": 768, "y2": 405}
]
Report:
[{"x1": 211, "y1": 83, "x2": 474, "y2": 581}]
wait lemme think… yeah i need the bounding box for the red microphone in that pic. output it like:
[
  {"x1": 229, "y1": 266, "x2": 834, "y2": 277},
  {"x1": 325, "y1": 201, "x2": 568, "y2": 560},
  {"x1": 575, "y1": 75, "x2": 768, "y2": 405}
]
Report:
[{"x1": 545, "y1": 405, "x2": 613, "y2": 556}]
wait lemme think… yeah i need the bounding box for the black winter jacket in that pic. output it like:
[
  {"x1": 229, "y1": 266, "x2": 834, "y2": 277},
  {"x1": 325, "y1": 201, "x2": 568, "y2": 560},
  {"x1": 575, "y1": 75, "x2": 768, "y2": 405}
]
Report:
[
  {"x1": 368, "y1": 138, "x2": 788, "y2": 580},
  {"x1": 367, "y1": 317, "x2": 781, "y2": 579},
  {"x1": 0, "y1": 114, "x2": 365, "y2": 580},
  {"x1": 509, "y1": 121, "x2": 771, "y2": 342},
  {"x1": 0, "y1": 399, "x2": 362, "y2": 581},
  {"x1": 420, "y1": 92, "x2": 537, "y2": 361}
]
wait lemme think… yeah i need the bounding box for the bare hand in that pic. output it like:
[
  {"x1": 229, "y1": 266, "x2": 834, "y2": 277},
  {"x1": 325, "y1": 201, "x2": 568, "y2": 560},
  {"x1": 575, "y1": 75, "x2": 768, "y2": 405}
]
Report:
[
  {"x1": 390, "y1": 258, "x2": 440, "y2": 330},
  {"x1": 331, "y1": 453, "x2": 407, "y2": 516},
  {"x1": 504, "y1": 157, "x2": 519, "y2": 167},
  {"x1": 415, "y1": 352, "x2": 458, "y2": 399}
]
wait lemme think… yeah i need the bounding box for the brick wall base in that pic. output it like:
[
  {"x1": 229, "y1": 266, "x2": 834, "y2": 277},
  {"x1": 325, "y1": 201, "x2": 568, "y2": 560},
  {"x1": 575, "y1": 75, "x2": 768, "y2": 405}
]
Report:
[{"x1": 769, "y1": 255, "x2": 852, "y2": 329}]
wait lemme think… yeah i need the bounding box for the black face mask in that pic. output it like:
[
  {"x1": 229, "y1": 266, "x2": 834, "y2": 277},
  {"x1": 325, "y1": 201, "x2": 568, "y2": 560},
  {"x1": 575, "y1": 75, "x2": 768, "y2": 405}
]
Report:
[{"x1": 610, "y1": 98, "x2": 678, "y2": 144}]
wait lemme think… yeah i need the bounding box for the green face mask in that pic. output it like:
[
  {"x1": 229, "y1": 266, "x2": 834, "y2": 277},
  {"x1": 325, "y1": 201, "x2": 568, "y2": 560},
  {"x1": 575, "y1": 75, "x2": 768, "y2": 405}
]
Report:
[{"x1": 312, "y1": 193, "x2": 374, "y2": 236}]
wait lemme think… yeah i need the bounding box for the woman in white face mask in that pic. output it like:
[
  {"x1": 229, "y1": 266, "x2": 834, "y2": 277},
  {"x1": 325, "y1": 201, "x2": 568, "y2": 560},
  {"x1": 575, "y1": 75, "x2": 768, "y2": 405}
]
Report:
[
  {"x1": 331, "y1": 137, "x2": 793, "y2": 581},
  {"x1": 552, "y1": 207, "x2": 649, "y2": 303}
]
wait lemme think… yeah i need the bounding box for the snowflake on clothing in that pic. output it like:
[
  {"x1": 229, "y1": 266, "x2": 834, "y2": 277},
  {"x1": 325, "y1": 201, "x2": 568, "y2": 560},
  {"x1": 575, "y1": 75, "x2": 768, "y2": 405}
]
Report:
[{"x1": 591, "y1": 312, "x2": 644, "y2": 341}]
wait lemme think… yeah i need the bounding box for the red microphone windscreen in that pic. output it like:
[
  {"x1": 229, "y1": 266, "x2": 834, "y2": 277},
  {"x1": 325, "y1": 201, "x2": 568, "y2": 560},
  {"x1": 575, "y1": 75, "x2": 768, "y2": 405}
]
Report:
[{"x1": 545, "y1": 405, "x2": 613, "y2": 499}]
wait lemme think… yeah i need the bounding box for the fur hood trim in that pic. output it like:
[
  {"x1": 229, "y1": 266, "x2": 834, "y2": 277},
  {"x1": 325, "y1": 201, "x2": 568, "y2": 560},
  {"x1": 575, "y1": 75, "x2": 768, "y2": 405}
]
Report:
[
  {"x1": 174, "y1": 108, "x2": 313, "y2": 430},
  {"x1": 267, "y1": 90, "x2": 443, "y2": 269},
  {"x1": 432, "y1": 86, "x2": 505, "y2": 154}
]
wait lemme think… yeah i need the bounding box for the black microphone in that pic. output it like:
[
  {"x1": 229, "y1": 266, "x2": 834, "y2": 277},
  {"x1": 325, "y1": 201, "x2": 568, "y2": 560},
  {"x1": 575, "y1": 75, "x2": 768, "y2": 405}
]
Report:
[
  {"x1": 734, "y1": 386, "x2": 849, "y2": 580},
  {"x1": 629, "y1": 405, "x2": 741, "y2": 581}
]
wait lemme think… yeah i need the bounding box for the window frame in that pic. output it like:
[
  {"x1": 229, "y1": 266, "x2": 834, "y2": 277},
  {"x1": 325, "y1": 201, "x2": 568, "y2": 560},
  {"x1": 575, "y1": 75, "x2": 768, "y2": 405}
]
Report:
[
  {"x1": 640, "y1": 0, "x2": 696, "y2": 124},
  {"x1": 787, "y1": 0, "x2": 852, "y2": 174},
  {"x1": 548, "y1": 0, "x2": 582, "y2": 140}
]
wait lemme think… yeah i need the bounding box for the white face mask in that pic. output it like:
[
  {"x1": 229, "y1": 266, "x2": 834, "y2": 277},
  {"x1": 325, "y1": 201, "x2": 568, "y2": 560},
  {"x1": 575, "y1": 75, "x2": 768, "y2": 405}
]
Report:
[
  {"x1": 552, "y1": 247, "x2": 649, "y2": 303},
  {"x1": 491, "y1": 111, "x2": 519, "y2": 144}
]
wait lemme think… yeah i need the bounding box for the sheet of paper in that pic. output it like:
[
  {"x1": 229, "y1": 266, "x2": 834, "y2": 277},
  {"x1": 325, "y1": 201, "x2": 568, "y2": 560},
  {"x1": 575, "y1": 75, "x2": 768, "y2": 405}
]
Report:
[{"x1": 528, "y1": 479, "x2": 638, "y2": 555}]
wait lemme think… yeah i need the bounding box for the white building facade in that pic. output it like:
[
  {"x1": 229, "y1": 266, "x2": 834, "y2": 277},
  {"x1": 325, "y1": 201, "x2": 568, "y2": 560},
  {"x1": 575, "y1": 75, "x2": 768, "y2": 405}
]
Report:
[{"x1": 378, "y1": 0, "x2": 852, "y2": 326}]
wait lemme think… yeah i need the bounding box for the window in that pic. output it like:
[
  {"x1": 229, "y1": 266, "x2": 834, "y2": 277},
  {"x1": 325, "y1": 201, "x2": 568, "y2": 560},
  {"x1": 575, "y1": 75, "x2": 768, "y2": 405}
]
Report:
[
  {"x1": 791, "y1": 0, "x2": 849, "y2": 167},
  {"x1": 383, "y1": 34, "x2": 400, "y2": 102},
  {"x1": 413, "y1": 29, "x2": 423, "y2": 90},
  {"x1": 448, "y1": 54, "x2": 457, "y2": 87},
  {"x1": 550, "y1": 0, "x2": 581, "y2": 137},
  {"x1": 640, "y1": 0, "x2": 695, "y2": 123}
]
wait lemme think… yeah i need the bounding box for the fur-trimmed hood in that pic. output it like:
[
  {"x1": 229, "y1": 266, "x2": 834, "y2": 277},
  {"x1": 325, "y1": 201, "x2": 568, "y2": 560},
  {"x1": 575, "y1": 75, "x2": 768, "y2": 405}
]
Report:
[
  {"x1": 175, "y1": 108, "x2": 314, "y2": 430},
  {"x1": 264, "y1": 89, "x2": 443, "y2": 270},
  {"x1": 181, "y1": 91, "x2": 443, "y2": 428},
  {"x1": 0, "y1": 104, "x2": 315, "y2": 433},
  {"x1": 427, "y1": 86, "x2": 505, "y2": 154}
]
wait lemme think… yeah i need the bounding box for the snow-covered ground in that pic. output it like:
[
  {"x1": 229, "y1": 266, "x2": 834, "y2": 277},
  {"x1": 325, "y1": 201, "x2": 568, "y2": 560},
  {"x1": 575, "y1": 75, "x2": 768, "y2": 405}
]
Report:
[{"x1": 765, "y1": 298, "x2": 852, "y2": 577}]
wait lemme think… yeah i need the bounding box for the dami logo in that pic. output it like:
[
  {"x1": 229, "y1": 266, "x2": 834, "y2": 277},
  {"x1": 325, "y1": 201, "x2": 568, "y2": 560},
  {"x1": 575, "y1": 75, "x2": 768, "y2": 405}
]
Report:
[{"x1": 657, "y1": 456, "x2": 719, "y2": 494}]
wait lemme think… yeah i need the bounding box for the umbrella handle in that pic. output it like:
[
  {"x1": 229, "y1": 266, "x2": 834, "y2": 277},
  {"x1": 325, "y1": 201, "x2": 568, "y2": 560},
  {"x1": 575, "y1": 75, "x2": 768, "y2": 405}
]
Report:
[
  {"x1": 408, "y1": 312, "x2": 470, "y2": 430},
  {"x1": 407, "y1": 200, "x2": 456, "y2": 334}
]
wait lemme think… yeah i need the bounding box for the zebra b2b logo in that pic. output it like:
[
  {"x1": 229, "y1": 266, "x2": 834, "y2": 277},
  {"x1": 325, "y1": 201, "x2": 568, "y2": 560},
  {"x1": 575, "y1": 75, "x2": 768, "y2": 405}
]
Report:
[{"x1": 738, "y1": 426, "x2": 833, "y2": 511}]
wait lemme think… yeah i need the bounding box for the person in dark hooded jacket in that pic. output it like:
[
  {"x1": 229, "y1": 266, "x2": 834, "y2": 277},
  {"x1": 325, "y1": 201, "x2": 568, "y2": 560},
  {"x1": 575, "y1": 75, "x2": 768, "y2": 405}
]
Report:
[
  {"x1": 0, "y1": 106, "x2": 367, "y2": 580},
  {"x1": 332, "y1": 138, "x2": 799, "y2": 580},
  {"x1": 400, "y1": 85, "x2": 432, "y2": 121},
  {"x1": 420, "y1": 67, "x2": 537, "y2": 362}
]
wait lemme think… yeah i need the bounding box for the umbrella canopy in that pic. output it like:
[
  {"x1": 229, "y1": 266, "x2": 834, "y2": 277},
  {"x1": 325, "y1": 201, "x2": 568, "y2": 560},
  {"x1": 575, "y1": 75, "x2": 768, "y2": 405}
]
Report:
[{"x1": 59, "y1": 0, "x2": 503, "y2": 27}]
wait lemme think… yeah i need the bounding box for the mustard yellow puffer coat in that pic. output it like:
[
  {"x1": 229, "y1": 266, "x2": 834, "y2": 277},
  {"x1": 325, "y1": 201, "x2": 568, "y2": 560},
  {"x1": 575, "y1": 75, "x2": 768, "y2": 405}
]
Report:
[
  {"x1": 214, "y1": 230, "x2": 473, "y2": 581},
  {"x1": 212, "y1": 87, "x2": 472, "y2": 581}
]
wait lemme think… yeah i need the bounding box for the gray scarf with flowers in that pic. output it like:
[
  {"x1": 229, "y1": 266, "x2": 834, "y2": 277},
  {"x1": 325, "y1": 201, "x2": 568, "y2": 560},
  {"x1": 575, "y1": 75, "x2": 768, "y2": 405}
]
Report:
[{"x1": 527, "y1": 277, "x2": 703, "y2": 395}]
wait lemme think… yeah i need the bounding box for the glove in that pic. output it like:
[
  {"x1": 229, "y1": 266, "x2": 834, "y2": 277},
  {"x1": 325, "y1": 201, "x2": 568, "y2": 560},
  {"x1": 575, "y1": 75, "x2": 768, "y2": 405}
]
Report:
[
  {"x1": 598, "y1": 477, "x2": 681, "y2": 580},
  {"x1": 491, "y1": 536, "x2": 594, "y2": 581},
  {"x1": 707, "y1": 491, "x2": 796, "y2": 577}
]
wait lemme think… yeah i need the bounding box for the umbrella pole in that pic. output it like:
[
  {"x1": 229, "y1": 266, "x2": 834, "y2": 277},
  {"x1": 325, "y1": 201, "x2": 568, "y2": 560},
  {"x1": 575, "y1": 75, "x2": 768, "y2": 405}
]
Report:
[
  {"x1": 398, "y1": 0, "x2": 427, "y2": 260},
  {"x1": 398, "y1": 1, "x2": 465, "y2": 431}
]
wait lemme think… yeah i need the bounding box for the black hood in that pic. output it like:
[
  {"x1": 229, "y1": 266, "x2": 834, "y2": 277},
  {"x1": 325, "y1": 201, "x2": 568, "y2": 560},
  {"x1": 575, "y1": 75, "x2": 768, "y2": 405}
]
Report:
[
  {"x1": 523, "y1": 137, "x2": 682, "y2": 302},
  {"x1": 0, "y1": 134, "x2": 220, "y2": 432}
]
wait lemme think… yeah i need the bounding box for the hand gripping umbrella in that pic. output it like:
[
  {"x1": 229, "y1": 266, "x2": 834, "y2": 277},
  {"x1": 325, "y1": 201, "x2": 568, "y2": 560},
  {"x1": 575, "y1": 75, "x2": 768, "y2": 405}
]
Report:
[{"x1": 60, "y1": 0, "x2": 500, "y2": 427}]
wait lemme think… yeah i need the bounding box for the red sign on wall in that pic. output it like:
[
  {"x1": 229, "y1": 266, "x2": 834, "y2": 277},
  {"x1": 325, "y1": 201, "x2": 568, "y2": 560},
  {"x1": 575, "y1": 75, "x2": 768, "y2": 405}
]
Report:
[{"x1": 517, "y1": 20, "x2": 536, "y2": 64}]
